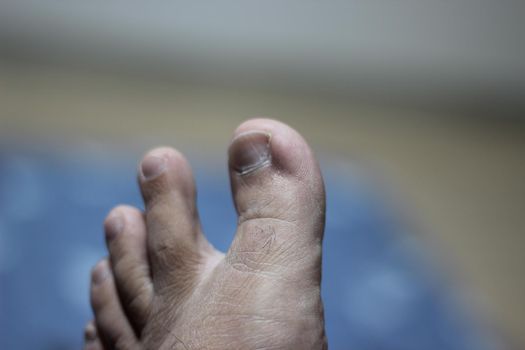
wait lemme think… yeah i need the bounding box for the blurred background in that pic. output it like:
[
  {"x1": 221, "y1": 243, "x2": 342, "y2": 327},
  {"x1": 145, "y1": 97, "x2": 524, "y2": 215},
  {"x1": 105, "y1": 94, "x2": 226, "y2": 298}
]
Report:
[{"x1": 1, "y1": 1, "x2": 524, "y2": 349}]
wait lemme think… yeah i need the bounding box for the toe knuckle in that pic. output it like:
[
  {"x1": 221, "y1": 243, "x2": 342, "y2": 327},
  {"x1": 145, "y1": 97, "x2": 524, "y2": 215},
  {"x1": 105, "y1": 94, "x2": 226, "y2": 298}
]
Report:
[{"x1": 125, "y1": 287, "x2": 152, "y2": 320}]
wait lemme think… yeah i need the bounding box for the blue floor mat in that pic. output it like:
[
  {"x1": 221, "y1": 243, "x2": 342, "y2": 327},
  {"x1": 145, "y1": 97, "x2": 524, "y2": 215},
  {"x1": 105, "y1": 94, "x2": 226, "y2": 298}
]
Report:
[{"x1": 0, "y1": 148, "x2": 496, "y2": 349}]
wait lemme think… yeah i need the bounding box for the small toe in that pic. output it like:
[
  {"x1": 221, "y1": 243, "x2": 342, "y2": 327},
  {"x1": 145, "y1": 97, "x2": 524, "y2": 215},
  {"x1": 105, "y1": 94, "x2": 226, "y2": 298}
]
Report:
[
  {"x1": 84, "y1": 338, "x2": 103, "y2": 350},
  {"x1": 104, "y1": 205, "x2": 153, "y2": 333},
  {"x1": 84, "y1": 321, "x2": 104, "y2": 350},
  {"x1": 227, "y1": 119, "x2": 325, "y2": 276},
  {"x1": 138, "y1": 147, "x2": 215, "y2": 290},
  {"x1": 90, "y1": 259, "x2": 140, "y2": 350}
]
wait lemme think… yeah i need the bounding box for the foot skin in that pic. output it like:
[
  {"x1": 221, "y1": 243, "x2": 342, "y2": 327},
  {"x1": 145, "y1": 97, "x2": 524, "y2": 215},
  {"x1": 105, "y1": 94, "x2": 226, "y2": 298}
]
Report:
[{"x1": 85, "y1": 119, "x2": 327, "y2": 350}]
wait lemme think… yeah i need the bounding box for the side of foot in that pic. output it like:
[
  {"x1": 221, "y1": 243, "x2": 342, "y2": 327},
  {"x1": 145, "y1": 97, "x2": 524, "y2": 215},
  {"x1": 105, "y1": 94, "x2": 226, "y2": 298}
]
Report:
[{"x1": 84, "y1": 119, "x2": 327, "y2": 350}]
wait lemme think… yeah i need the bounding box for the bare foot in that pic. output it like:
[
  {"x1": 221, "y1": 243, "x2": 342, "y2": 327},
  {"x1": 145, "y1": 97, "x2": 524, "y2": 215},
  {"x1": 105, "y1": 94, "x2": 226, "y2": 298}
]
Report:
[{"x1": 84, "y1": 119, "x2": 327, "y2": 350}]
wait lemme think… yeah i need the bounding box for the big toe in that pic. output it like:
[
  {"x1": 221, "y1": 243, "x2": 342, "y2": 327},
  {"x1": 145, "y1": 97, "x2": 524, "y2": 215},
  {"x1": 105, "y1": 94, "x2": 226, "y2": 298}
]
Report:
[{"x1": 227, "y1": 118, "x2": 325, "y2": 278}]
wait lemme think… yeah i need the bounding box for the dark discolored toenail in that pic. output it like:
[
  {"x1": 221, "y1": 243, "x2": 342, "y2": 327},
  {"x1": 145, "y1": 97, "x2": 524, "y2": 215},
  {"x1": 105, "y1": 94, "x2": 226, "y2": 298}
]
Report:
[
  {"x1": 229, "y1": 131, "x2": 272, "y2": 175},
  {"x1": 141, "y1": 153, "x2": 167, "y2": 180}
]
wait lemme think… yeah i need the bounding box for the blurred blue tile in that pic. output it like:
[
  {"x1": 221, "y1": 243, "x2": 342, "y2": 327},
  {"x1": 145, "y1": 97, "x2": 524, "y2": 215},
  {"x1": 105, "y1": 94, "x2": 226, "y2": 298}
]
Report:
[{"x1": 0, "y1": 149, "x2": 496, "y2": 349}]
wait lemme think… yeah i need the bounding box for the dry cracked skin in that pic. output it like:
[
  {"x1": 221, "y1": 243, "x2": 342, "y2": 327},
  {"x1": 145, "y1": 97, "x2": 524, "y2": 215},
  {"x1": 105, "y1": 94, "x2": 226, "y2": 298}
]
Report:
[{"x1": 84, "y1": 118, "x2": 327, "y2": 350}]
